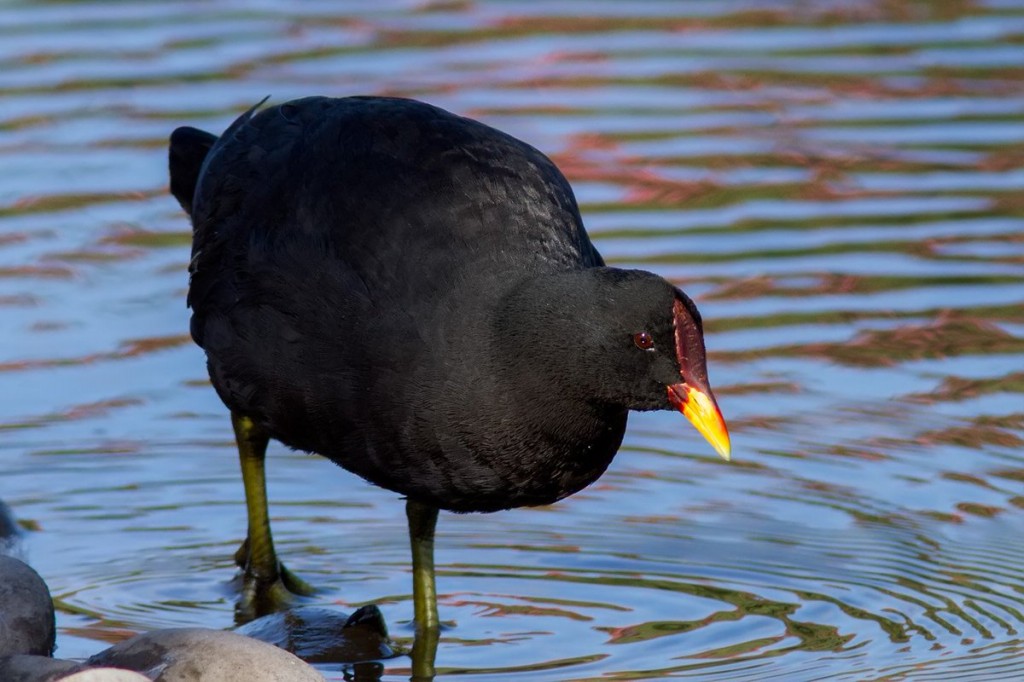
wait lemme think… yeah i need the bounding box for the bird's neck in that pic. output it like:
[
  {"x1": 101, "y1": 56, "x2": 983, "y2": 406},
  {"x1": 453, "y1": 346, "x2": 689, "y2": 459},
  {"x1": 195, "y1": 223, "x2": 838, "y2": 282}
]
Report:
[{"x1": 488, "y1": 268, "x2": 626, "y2": 431}]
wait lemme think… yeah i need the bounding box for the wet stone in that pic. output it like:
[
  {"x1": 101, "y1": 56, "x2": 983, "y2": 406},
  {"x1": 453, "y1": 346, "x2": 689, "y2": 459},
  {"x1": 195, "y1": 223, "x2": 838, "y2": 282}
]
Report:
[
  {"x1": 0, "y1": 556, "x2": 56, "y2": 657},
  {"x1": 236, "y1": 605, "x2": 395, "y2": 665},
  {"x1": 87, "y1": 628, "x2": 326, "y2": 682},
  {"x1": 0, "y1": 656, "x2": 150, "y2": 682},
  {"x1": 0, "y1": 655, "x2": 83, "y2": 682}
]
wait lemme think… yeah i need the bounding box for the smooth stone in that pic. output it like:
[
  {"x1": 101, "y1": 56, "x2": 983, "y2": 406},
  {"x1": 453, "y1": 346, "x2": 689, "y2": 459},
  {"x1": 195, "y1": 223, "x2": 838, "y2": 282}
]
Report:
[
  {"x1": 87, "y1": 628, "x2": 325, "y2": 682},
  {"x1": 60, "y1": 669, "x2": 153, "y2": 682},
  {"x1": 236, "y1": 605, "x2": 395, "y2": 664},
  {"x1": 0, "y1": 556, "x2": 56, "y2": 657}
]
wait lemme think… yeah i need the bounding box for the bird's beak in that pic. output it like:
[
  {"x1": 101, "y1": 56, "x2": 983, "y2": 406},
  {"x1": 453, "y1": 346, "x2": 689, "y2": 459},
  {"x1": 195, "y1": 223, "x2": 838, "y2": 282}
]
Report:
[
  {"x1": 670, "y1": 297, "x2": 731, "y2": 460},
  {"x1": 667, "y1": 383, "x2": 731, "y2": 461}
]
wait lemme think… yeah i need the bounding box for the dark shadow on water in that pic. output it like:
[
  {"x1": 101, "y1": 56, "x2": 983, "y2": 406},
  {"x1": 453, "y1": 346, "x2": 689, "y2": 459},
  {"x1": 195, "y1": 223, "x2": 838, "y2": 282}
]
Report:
[
  {"x1": 236, "y1": 604, "x2": 396, "y2": 665},
  {"x1": 236, "y1": 604, "x2": 422, "y2": 680}
]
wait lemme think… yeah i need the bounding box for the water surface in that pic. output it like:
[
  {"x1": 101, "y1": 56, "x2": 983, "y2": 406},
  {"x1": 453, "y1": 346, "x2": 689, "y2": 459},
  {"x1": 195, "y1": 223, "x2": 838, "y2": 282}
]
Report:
[{"x1": 1, "y1": 1, "x2": 1023, "y2": 680}]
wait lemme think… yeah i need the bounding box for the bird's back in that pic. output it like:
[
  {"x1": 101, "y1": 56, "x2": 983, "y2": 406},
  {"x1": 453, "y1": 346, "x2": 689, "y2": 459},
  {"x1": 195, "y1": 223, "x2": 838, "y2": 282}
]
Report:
[{"x1": 185, "y1": 96, "x2": 598, "y2": 308}]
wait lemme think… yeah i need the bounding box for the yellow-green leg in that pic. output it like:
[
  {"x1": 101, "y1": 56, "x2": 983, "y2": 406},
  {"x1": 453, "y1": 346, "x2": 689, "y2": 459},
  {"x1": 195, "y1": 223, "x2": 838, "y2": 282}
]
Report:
[
  {"x1": 232, "y1": 412, "x2": 314, "y2": 622},
  {"x1": 406, "y1": 499, "x2": 440, "y2": 679},
  {"x1": 410, "y1": 624, "x2": 439, "y2": 682}
]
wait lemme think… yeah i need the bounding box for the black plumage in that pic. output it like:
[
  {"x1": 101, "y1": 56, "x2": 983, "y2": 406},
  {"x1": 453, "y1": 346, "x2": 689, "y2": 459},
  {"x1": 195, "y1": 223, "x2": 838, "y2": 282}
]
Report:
[{"x1": 169, "y1": 96, "x2": 729, "y2": 626}]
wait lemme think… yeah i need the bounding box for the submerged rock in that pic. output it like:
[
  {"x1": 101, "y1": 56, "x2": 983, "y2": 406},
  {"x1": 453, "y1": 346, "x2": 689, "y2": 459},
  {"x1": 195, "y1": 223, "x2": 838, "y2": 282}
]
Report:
[
  {"x1": 87, "y1": 628, "x2": 325, "y2": 682},
  {"x1": 0, "y1": 499, "x2": 19, "y2": 541},
  {"x1": 236, "y1": 605, "x2": 395, "y2": 664},
  {"x1": 0, "y1": 556, "x2": 56, "y2": 657},
  {"x1": 0, "y1": 499, "x2": 22, "y2": 556}
]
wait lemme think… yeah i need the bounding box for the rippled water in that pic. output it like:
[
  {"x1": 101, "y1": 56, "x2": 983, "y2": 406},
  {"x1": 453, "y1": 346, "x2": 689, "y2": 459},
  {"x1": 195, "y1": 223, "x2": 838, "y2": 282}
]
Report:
[{"x1": 2, "y1": 1, "x2": 1023, "y2": 680}]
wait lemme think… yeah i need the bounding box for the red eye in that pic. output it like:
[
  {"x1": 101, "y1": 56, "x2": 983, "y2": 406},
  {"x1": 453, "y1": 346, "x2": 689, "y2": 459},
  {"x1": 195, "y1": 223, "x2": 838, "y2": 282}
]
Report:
[{"x1": 633, "y1": 332, "x2": 654, "y2": 350}]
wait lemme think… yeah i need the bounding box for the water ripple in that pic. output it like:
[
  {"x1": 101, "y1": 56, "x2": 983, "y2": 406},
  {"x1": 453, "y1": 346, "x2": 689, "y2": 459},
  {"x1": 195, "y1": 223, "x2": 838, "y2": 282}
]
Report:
[{"x1": 0, "y1": 1, "x2": 1022, "y2": 680}]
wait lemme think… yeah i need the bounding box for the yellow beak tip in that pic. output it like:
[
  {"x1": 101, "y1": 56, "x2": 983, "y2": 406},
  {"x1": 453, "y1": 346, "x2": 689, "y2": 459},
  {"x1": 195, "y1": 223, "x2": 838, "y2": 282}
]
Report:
[
  {"x1": 692, "y1": 424, "x2": 732, "y2": 462},
  {"x1": 715, "y1": 442, "x2": 732, "y2": 462},
  {"x1": 675, "y1": 386, "x2": 732, "y2": 463},
  {"x1": 667, "y1": 382, "x2": 733, "y2": 462}
]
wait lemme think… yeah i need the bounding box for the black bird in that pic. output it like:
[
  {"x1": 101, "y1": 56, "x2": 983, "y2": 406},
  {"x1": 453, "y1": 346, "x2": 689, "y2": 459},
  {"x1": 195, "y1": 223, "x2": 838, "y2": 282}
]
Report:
[{"x1": 168, "y1": 96, "x2": 730, "y2": 636}]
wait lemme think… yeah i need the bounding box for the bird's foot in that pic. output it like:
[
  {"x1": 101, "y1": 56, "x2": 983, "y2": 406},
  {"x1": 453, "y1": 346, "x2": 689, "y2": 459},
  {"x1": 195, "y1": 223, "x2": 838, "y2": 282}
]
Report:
[
  {"x1": 233, "y1": 539, "x2": 316, "y2": 624},
  {"x1": 234, "y1": 537, "x2": 315, "y2": 595},
  {"x1": 235, "y1": 571, "x2": 302, "y2": 624}
]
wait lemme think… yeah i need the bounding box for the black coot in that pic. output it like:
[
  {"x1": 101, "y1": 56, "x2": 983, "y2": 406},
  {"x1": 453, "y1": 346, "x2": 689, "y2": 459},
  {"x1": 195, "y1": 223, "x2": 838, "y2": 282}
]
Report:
[{"x1": 168, "y1": 96, "x2": 730, "y2": 634}]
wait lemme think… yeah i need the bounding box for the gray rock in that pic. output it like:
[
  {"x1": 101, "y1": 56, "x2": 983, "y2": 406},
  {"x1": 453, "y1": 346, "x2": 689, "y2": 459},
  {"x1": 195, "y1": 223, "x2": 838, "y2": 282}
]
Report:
[
  {"x1": 87, "y1": 628, "x2": 325, "y2": 682},
  {"x1": 0, "y1": 556, "x2": 56, "y2": 657},
  {"x1": 0, "y1": 655, "x2": 152, "y2": 682},
  {"x1": 0, "y1": 654, "x2": 83, "y2": 682}
]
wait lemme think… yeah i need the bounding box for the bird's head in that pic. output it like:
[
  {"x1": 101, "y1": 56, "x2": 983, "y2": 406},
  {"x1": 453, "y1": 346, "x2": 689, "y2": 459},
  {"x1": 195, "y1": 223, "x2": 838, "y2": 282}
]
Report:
[{"x1": 498, "y1": 268, "x2": 731, "y2": 460}]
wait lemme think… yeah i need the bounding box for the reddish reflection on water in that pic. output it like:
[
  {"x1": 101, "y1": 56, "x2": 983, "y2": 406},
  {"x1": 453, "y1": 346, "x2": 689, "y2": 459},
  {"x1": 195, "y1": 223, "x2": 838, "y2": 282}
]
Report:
[{"x1": 1, "y1": 1, "x2": 1022, "y2": 680}]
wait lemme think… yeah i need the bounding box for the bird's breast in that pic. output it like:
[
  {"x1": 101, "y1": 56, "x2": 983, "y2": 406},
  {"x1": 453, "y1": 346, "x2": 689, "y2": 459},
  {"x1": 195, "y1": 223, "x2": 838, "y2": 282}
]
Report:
[{"x1": 345, "y1": 404, "x2": 630, "y2": 513}]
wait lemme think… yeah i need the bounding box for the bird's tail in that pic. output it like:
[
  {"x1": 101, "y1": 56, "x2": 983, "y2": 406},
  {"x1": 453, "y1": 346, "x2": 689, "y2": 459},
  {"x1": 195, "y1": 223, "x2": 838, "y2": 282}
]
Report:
[
  {"x1": 168, "y1": 126, "x2": 218, "y2": 215},
  {"x1": 168, "y1": 96, "x2": 272, "y2": 216}
]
